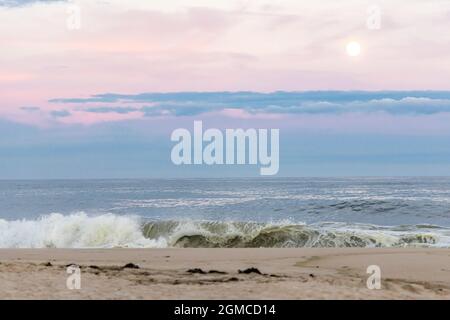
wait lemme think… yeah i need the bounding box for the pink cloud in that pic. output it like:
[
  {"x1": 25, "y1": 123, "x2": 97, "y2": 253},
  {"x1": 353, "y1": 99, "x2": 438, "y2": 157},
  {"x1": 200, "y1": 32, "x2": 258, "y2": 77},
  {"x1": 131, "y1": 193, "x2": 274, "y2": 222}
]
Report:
[
  {"x1": 57, "y1": 111, "x2": 145, "y2": 125},
  {"x1": 1, "y1": 0, "x2": 450, "y2": 126}
]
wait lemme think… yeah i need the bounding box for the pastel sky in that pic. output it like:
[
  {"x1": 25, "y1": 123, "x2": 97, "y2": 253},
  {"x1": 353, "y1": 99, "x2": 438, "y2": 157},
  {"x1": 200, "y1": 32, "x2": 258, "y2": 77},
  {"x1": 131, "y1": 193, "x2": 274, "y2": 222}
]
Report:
[{"x1": 1, "y1": 0, "x2": 450, "y2": 178}]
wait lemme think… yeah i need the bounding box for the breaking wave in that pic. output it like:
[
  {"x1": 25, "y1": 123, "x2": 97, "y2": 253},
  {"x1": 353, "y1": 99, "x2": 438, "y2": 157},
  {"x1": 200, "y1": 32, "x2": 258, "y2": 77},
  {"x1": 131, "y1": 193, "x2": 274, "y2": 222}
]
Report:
[
  {"x1": 1, "y1": 213, "x2": 449, "y2": 248},
  {"x1": 0, "y1": 213, "x2": 165, "y2": 248}
]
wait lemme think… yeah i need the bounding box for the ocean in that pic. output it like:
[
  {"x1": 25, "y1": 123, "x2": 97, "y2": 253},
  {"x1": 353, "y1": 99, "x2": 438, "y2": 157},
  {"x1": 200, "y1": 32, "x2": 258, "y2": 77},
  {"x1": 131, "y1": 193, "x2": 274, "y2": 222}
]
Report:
[{"x1": 1, "y1": 177, "x2": 449, "y2": 248}]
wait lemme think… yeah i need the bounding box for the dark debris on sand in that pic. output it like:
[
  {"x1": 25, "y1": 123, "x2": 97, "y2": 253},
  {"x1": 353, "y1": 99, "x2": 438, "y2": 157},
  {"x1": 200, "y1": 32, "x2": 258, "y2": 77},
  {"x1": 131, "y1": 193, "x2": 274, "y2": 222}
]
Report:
[
  {"x1": 187, "y1": 268, "x2": 228, "y2": 275},
  {"x1": 208, "y1": 270, "x2": 228, "y2": 274},
  {"x1": 238, "y1": 267, "x2": 264, "y2": 275},
  {"x1": 65, "y1": 263, "x2": 79, "y2": 268},
  {"x1": 187, "y1": 268, "x2": 207, "y2": 274}
]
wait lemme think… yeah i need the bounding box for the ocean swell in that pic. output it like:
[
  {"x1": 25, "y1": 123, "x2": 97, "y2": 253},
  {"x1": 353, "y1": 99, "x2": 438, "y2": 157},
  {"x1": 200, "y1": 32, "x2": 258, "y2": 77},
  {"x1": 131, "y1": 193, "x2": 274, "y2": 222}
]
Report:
[{"x1": 143, "y1": 220, "x2": 449, "y2": 248}]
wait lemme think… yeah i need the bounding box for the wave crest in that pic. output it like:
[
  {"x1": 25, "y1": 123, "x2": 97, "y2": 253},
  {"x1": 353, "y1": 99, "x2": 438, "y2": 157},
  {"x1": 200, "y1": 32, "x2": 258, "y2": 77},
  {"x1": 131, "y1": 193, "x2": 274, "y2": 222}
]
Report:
[
  {"x1": 0, "y1": 213, "x2": 165, "y2": 248},
  {"x1": 0, "y1": 213, "x2": 448, "y2": 248},
  {"x1": 143, "y1": 220, "x2": 449, "y2": 248}
]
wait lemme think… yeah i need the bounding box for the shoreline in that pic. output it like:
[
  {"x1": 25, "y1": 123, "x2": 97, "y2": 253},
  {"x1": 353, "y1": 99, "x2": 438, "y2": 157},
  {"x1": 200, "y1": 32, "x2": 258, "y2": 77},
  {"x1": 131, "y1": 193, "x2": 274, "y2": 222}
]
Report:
[{"x1": 0, "y1": 248, "x2": 449, "y2": 299}]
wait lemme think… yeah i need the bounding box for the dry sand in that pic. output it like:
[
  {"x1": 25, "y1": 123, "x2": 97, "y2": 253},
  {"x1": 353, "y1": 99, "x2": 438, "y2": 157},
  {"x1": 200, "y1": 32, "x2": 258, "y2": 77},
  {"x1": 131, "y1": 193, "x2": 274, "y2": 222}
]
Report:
[{"x1": 0, "y1": 248, "x2": 449, "y2": 299}]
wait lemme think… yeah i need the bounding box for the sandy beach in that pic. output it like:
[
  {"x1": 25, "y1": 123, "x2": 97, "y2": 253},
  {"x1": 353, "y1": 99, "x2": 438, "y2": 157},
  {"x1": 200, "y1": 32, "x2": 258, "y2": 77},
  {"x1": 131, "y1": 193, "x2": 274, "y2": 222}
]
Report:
[{"x1": 0, "y1": 248, "x2": 449, "y2": 299}]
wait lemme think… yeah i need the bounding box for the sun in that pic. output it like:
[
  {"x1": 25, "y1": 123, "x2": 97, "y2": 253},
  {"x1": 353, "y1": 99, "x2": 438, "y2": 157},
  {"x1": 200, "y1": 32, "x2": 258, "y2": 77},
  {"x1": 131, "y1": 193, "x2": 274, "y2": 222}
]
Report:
[{"x1": 346, "y1": 41, "x2": 361, "y2": 57}]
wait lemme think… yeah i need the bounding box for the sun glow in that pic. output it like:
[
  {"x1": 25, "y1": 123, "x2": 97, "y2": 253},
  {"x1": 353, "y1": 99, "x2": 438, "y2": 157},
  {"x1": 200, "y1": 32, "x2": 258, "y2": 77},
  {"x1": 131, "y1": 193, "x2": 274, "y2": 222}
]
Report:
[{"x1": 346, "y1": 41, "x2": 361, "y2": 57}]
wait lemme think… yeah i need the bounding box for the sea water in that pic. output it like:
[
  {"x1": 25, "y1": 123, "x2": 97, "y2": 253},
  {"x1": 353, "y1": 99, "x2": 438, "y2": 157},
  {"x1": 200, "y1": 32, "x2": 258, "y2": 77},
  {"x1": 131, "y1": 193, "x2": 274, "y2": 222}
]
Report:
[{"x1": 0, "y1": 177, "x2": 449, "y2": 248}]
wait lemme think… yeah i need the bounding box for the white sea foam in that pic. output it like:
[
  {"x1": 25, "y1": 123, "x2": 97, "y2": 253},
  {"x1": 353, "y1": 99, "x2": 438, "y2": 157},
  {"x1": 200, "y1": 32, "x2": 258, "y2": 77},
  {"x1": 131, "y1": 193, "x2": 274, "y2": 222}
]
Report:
[
  {"x1": 1, "y1": 213, "x2": 449, "y2": 248},
  {"x1": 143, "y1": 219, "x2": 450, "y2": 248},
  {"x1": 0, "y1": 213, "x2": 166, "y2": 248}
]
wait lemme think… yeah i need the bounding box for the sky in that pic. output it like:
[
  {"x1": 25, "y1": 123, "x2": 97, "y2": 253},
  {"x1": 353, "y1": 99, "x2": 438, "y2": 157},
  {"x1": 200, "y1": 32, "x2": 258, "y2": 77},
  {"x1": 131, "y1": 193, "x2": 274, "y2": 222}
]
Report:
[{"x1": 1, "y1": 0, "x2": 450, "y2": 178}]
